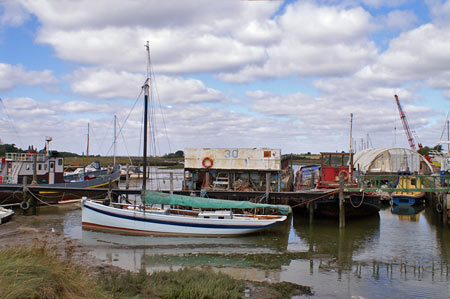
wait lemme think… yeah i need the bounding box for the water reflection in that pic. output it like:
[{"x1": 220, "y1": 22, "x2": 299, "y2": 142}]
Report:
[
  {"x1": 391, "y1": 204, "x2": 425, "y2": 221},
  {"x1": 57, "y1": 200, "x2": 450, "y2": 298},
  {"x1": 80, "y1": 214, "x2": 291, "y2": 273}
]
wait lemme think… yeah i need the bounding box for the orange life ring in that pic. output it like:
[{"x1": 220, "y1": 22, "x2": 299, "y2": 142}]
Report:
[
  {"x1": 338, "y1": 170, "x2": 349, "y2": 180},
  {"x1": 202, "y1": 157, "x2": 214, "y2": 169}
]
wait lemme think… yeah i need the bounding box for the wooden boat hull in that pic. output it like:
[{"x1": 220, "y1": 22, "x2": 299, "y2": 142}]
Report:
[
  {"x1": 82, "y1": 200, "x2": 287, "y2": 236},
  {"x1": 311, "y1": 192, "x2": 380, "y2": 218}
]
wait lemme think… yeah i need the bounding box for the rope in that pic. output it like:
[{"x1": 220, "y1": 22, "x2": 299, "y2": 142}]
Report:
[
  {"x1": 290, "y1": 189, "x2": 340, "y2": 209},
  {"x1": 349, "y1": 191, "x2": 365, "y2": 208},
  {"x1": 26, "y1": 188, "x2": 58, "y2": 207}
]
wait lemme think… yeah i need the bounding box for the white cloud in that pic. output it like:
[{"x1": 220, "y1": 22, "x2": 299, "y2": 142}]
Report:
[
  {"x1": 68, "y1": 67, "x2": 227, "y2": 103},
  {"x1": 0, "y1": 63, "x2": 57, "y2": 91},
  {"x1": 381, "y1": 9, "x2": 418, "y2": 30},
  {"x1": 218, "y1": 2, "x2": 378, "y2": 82},
  {"x1": 0, "y1": 2, "x2": 29, "y2": 26}
]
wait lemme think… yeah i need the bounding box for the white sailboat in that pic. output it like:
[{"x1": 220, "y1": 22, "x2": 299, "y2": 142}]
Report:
[{"x1": 81, "y1": 42, "x2": 290, "y2": 236}]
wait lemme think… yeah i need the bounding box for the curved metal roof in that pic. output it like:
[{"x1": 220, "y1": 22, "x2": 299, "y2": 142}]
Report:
[{"x1": 353, "y1": 148, "x2": 434, "y2": 174}]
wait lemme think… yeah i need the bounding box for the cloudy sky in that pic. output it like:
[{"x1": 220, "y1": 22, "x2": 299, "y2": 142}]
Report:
[{"x1": 1, "y1": 0, "x2": 450, "y2": 157}]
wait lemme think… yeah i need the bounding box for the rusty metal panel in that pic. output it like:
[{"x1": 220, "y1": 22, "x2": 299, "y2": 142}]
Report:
[{"x1": 184, "y1": 148, "x2": 281, "y2": 170}]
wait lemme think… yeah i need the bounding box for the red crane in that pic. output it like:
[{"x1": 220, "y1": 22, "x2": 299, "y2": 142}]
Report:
[{"x1": 394, "y1": 94, "x2": 417, "y2": 151}]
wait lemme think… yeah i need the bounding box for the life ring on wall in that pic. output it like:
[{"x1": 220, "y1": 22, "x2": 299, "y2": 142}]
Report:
[
  {"x1": 202, "y1": 157, "x2": 214, "y2": 169},
  {"x1": 338, "y1": 170, "x2": 348, "y2": 180}
]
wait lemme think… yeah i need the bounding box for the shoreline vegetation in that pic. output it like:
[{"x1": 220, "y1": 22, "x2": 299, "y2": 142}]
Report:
[
  {"x1": 0, "y1": 243, "x2": 313, "y2": 299},
  {"x1": 0, "y1": 144, "x2": 321, "y2": 168}
]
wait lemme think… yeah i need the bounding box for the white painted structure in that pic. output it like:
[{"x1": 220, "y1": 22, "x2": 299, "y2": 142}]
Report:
[{"x1": 184, "y1": 148, "x2": 281, "y2": 170}]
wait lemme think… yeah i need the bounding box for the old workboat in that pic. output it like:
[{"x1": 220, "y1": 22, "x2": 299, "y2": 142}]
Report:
[
  {"x1": 294, "y1": 152, "x2": 381, "y2": 218},
  {"x1": 81, "y1": 42, "x2": 291, "y2": 236},
  {"x1": 0, "y1": 151, "x2": 120, "y2": 205},
  {"x1": 392, "y1": 173, "x2": 426, "y2": 206}
]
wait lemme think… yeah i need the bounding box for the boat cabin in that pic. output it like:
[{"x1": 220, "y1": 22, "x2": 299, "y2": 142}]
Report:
[
  {"x1": 0, "y1": 151, "x2": 65, "y2": 185},
  {"x1": 317, "y1": 152, "x2": 353, "y2": 189},
  {"x1": 198, "y1": 210, "x2": 233, "y2": 219}
]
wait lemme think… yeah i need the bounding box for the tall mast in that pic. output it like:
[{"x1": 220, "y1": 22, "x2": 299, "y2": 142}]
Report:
[
  {"x1": 86, "y1": 123, "x2": 90, "y2": 156},
  {"x1": 447, "y1": 119, "x2": 449, "y2": 152},
  {"x1": 142, "y1": 41, "x2": 150, "y2": 192},
  {"x1": 113, "y1": 115, "x2": 117, "y2": 166},
  {"x1": 349, "y1": 113, "x2": 353, "y2": 182}
]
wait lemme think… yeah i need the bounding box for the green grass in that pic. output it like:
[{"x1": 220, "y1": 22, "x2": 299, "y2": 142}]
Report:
[
  {"x1": 99, "y1": 267, "x2": 245, "y2": 299},
  {"x1": 0, "y1": 245, "x2": 108, "y2": 299},
  {"x1": 0, "y1": 245, "x2": 312, "y2": 299}
]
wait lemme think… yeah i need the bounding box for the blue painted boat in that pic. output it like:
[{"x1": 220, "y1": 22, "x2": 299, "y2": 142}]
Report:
[{"x1": 392, "y1": 175, "x2": 425, "y2": 206}]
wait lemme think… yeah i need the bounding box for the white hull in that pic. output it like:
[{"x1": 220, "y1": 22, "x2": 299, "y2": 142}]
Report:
[
  {"x1": 82, "y1": 200, "x2": 286, "y2": 236},
  {"x1": 0, "y1": 207, "x2": 14, "y2": 224}
]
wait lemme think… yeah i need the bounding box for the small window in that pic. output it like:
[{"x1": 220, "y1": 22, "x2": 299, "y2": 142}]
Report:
[
  {"x1": 50, "y1": 163, "x2": 54, "y2": 170},
  {"x1": 44, "y1": 164, "x2": 48, "y2": 170},
  {"x1": 411, "y1": 179, "x2": 416, "y2": 186},
  {"x1": 58, "y1": 159, "x2": 63, "y2": 166},
  {"x1": 204, "y1": 216, "x2": 210, "y2": 219},
  {"x1": 38, "y1": 164, "x2": 42, "y2": 171},
  {"x1": 219, "y1": 216, "x2": 224, "y2": 219}
]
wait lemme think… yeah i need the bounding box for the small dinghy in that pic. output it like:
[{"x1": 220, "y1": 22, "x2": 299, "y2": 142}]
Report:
[{"x1": 0, "y1": 207, "x2": 14, "y2": 225}]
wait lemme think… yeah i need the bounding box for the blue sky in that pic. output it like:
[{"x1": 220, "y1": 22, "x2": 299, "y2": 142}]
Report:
[{"x1": 1, "y1": 0, "x2": 450, "y2": 156}]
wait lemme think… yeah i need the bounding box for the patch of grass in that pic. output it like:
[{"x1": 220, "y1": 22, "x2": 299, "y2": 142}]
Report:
[
  {"x1": 0, "y1": 245, "x2": 108, "y2": 299},
  {"x1": 100, "y1": 267, "x2": 245, "y2": 299}
]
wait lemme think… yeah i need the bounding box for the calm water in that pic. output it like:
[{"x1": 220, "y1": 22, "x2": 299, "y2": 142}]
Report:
[{"x1": 58, "y1": 201, "x2": 450, "y2": 298}]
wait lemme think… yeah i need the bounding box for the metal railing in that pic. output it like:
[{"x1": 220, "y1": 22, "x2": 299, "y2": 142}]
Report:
[
  {"x1": 5, "y1": 152, "x2": 46, "y2": 162},
  {"x1": 346, "y1": 174, "x2": 450, "y2": 193}
]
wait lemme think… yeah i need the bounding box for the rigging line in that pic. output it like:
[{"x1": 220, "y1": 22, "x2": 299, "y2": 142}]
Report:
[
  {"x1": 0, "y1": 97, "x2": 24, "y2": 148},
  {"x1": 119, "y1": 130, "x2": 133, "y2": 166},
  {"x1": 439, "y1": 108, "x2": 450, "y2": 141},
  {"x1": 105, "y1": 87, "x2": 144, "y2": 156},
  {"x1": 150, "y1": 65, "x2": 172, "y2": 153}
]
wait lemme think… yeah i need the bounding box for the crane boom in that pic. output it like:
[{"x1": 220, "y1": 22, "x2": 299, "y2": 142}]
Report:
[{"x1": 394, "y1": 94, "x2": 416, "y2": 151}]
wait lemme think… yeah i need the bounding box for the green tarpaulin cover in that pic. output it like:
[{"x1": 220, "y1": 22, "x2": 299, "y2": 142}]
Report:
[{"x1": 143, "y1": 191, "x2": 292, "y2": 215}]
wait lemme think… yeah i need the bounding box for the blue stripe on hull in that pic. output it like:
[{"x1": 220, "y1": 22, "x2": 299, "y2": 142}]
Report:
[
  {"x1": 392, "y1": 196, "x2": 423, "y2": 206},
  {"x1": 84, "y1": 203, "x2": 277, "y2": 230}
]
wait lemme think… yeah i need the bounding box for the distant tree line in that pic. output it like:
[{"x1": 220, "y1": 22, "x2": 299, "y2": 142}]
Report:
[
  {"x1": 0, "y1": 143, "x2": 80, "y2": 157},
  {"x1": 163, "y1": 150, "x2": 184, "y2": 158}
]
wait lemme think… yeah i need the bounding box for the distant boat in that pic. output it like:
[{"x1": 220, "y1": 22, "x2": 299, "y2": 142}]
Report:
[
  {"x1": 0, "y1": 207, "x2": 14, "y2": 224},
  {"x1": 81, "y1": 42, "x2": 290, "y2": 236},
  {"x1": 392, "y1": 173, "x2": 426, "y2": 206},
  {"x1": 0, "y1": 151, "x2": 120, "y2": 205}
]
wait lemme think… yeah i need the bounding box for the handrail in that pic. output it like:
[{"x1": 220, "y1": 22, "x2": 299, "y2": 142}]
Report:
[{"x1": 346, "y1": 173, "x2": 450, "y2": 193}]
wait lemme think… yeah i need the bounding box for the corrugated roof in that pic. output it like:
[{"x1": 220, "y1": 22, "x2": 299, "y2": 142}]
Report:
[{"x1": 353, "y1": 148, "x2": 433, "y2": 174}]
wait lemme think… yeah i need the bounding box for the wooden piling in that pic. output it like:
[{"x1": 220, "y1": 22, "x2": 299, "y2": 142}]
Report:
[
  {"x1": 444, "y1": 193, "x2": 448, "y2": 225},
  {"x1": 266, "y1": 172, "x2": 270, "y2": 201},
  {"x1": 308, "y1": 202, "x2": 314, "y2": 224},
  {"x1": 339, "y1": 172, "x2": 345, "y2": 229}
]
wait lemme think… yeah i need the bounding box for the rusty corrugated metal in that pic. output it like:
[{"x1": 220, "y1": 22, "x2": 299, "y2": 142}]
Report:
[{"x1": 184, "y1": 148, "x2": 281, "y2": 170}]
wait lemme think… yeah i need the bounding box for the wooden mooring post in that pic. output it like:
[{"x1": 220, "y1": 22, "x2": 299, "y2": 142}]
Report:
[
  {"x1": 339, "y1": 172, "x2": 345, "y2": 229},
  {"x1": 444, "y1": 193, "x2": 448, "y2": 225},
  {"x1": 266, "y1": 173, "x2": 271, "y2": 202}
]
